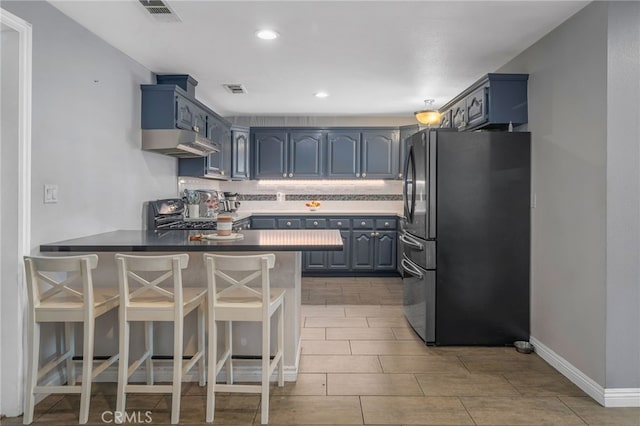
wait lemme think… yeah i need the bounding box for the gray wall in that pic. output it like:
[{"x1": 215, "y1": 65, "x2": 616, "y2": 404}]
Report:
[
  {"x1": 3, "y1": 1, "x2": 177, "y2": 251},
  {"x1": 499, "y1": 1, "x2": 640, "y2": 388},
  {"x1": 605, "y1": 2, "x2": 640, "y2": 388}
]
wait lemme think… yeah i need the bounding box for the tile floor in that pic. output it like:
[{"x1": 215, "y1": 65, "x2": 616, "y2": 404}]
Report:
[{"x1": 5, "y1": 277, "x2": 640, "y2": 425}]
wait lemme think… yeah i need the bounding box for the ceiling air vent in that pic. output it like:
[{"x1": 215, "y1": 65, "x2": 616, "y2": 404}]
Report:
[
  {"x1": 223, "y1": 84, "x2": 248, "y2": 94},
  {"x1": 138, "y1": 0, "x2": 181, "y2": 22}
]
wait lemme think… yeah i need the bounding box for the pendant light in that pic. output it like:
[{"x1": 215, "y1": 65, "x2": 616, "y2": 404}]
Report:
[{"x1": 414, "y1": 99, "x2": 441, "y2": 126}]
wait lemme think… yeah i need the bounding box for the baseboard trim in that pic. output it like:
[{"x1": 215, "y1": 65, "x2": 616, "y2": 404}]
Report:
[{"x1": 530, "y1": 336, "x2": 640, "y2": 407}]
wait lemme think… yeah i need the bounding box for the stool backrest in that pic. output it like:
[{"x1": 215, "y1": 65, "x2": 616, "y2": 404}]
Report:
[
  {"x1": 203, "y1": 253, "x2": 275, "y2": 309},
  {"x1": 24, "y1": 255, "x2": 98, "y2": 310},
  {"x1": 115, "y1": 254, "x2": 189, "y2": 313}
]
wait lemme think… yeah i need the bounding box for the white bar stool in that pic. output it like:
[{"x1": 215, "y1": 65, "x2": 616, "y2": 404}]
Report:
[
  {"x1": 203, "y1": 253, "x2": 285, "y2": 425},
  {"x1": 23, "y1": 254, "x2": 119, "y2": 424},
  {"x1": 114, "y1": 253, "x2": 206, "y2": 425}
]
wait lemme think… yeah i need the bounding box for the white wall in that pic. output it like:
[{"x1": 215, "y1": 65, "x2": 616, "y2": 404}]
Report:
[
  {"x1": 499, "y1": 1, "x2": 640, "y2": 391},
  {"x1": 3, "y1": 1, "x2": 178, "y2": 250},
  {"x1": 1, "y1": 25, "x2": 23, "y2": 418},
  {"x1": 498, "y1": 2, "x2": 608, "y2": 385},
  {"x1": 605, "y1": 2, "x2": 640, "y2": 388}
]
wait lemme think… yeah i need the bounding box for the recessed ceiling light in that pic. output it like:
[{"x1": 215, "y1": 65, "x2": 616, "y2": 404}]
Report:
[
  {"x1": 314, "y1": 92, "x2": 329, "y2": 98},
  {"x1": 256, "y1": 29, "x2": 279, "y2": 40}
]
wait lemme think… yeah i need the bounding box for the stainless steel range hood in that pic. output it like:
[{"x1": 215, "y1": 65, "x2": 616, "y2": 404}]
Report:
[{"x1": 141, "y1": 129, "x2": 219, "y2": 158}]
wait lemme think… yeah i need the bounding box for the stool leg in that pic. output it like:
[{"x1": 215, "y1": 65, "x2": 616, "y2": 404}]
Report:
[
  {"x1": 197, "y1": 302, "x2": 205, "y2": 387},
  {"x1": 261, "y1": 318, "x2": 270, "y2": 425},
  {"x1": 116, "y1": 319, "x2": 129, "y2": 423},
  {"x1": 23, "y1": 320, "x2": 39, "y2": 425},
  {"x1": 64, "y1": 322, "x2": 76, "y2": 386},
  {"x1": 225, "y1": 321, "x2": 233, "y2": 384},
  {"x1": 144, "y1": 321, "x2": 154, "y2": 385},
  {"x1": 278, "y1": 304, "x2": 284, "y2": 387},
  {"x1": 171, "y1": 316, "x2": 183, "y2": 425},
  {"x1": 79, "y1": 317, "x2": 95, "y2": 424},
  {"x1": 206, "y1": 315, "x2": 216, "y2": 423}
]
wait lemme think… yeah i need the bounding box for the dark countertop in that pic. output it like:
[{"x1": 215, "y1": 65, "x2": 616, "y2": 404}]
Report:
[{"x1": 40, "y1": 229, "x2": 344, "y2": 253}]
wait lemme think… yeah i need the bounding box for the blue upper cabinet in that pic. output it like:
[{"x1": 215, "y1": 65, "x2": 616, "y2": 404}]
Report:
[
  {"x1": 361, "y1": 130, "x2": 399, "y2": 179},
  {"x1": 231, "y1": 127, "x2": 250, "y2": 180},
  {"x1": 252, "y1": 130, "x2": 288, "y2": 178},
  {"x1": 439, "y1": 73, "x2": 528, "y2": 131},
  {"x1": 288, "y1": 131, "x2": 324, "y2": 178},
  {"x1": 326, "y1": 131, "x2": 360, "y2": 178}
]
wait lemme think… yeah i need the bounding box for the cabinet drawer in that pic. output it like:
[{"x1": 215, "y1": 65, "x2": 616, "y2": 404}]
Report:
[
  {"x1": 305, "y1": 218, "x2": 327, "y2": 229},
  {"x1": 278, "y1": 218, "x2": 302, "y2": 229},
  {"x1": 251, "y1": 218, "x2": 276, "y2": 229},
  {"x1": 376, "y1": 219, "x2": 396, "y2": 230},
  {"x1": 353, "y1": 219, "x2": 374, "y2": 229},
  {"x1": 329, "y1": 218, "x2": 351, "y2": 229}
]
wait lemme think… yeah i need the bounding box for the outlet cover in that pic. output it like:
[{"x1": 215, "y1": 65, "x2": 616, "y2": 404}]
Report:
[{"x1": 44, "y1": 184, "x2": 58, "y2": 203}]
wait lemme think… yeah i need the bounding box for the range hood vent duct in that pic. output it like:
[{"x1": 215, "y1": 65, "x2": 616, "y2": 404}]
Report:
[
  {"x1": 138, "y1": 0, "x2": 181, "y2": 22},
  {"x1": 141, "y1": 129, "x2": 219, "y2": 158}
]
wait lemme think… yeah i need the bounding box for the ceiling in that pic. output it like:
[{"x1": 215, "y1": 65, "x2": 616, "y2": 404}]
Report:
[{"x1": 48, "y1": 0, "x2": 588, "y2": 118}]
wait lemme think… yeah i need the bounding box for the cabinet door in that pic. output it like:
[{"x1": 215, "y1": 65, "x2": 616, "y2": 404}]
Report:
[
  {"x1": 303, "y1": 251, "x2": 328, "y2": 271},
  {"x1": 253, "y1": 131, "x2": 288, "y2": 178},
  {"x1": 220, "y1": 124, "x2": 231, "y2": 178},
  {"x1": 351, "y1": 231, "x2": 375, "y2": 270},
  {"x1": 328, "y1": 231, "x2": 351, "y2": 270},
  {"x1": 361, "y1": 130, "x2": 399, "y2": 178},
  {"x1": 450, "y1": 100, "x2": 467, "y2": 130},
  {"x1": 466, "y1": 86, "x2": 488, "y2": 129},
  {"x1": 175, "y1": 95, "x2": 196, "y2": 130},
  {"x1": 326, "y1": 131, "x2": 360, "y2": 178},
  {"x1": 206, "y1": 117, "x2": 224, "y2": 176},
  {"x1": 439, "y1": 110, "x2": 452, "y2": 128},
  {"x1": 289, "y1": 131, "x2": 324, "y2": 178},
  {"x1": 399, "y1": 125, "x2": 420, "y2": 180},
  {"x1": 231, "y1": 128, "x2": 250, "y2": 180},
  {"x1": 194, "y1": 109, "x2": 207, "y2": 138},
  {"x1": 374, "y1": 231, "x2": 397, "y2": 271}
]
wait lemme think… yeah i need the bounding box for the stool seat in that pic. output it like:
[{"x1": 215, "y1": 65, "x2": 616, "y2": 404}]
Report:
[{"x1": 34, "y1": 288, "x2": 119, "y2": 322}]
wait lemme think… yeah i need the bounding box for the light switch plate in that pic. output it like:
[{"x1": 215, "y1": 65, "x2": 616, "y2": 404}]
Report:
[{"x1": 44, "y1": 184, "x2": 58, "y2": 203}]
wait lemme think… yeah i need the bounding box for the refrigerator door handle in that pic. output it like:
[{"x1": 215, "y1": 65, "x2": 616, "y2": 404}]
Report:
[
  {"x1": 403, "y1": 145, "x2": 416, "y2": 223},
  {"x1": 399, "y1": 233, "x2": 424, "y2": 251},
  {"x1": 401, "y1": 257, "x2": 424, "y2": 279}
]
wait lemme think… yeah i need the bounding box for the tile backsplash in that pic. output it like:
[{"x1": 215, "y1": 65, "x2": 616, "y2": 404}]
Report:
[{"x1": 178, "y1": 178, "x2": 403, "y2": 214}]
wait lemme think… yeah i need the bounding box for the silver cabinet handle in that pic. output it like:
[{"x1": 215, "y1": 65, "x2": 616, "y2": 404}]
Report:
[
  {"x1": 384, "y1": 222, "x2": 390, "y2": 227},
  {"x1": 401, "y1": 258, "x2": 424, "y2": 279},
  {"x1": 362, "y1": 173, "x2": 367, "y2": 177},
  {"x1": 193, "y1": 125, "x2": 199, "y2": 132},
  {"x1": 286, "y1": 221, "x2": 292, "y2": 226},
  {"x1": 289, "y1": 173, "x2": 293, "y2": 177},
  {"x1": 399, "y1": 233, "x2": 424, "y2": 251},
  {"x1": 313, "y1": 221, "x2": 318, "y2": 226},
  {"x1": 337, "y1": 221, "x2": 342, "y2": 226},
  {"x1": 356, "y1": 172, "x2": 360, "y2": 177},
  {"x1": 282, "y1": 173, "x2": 286, "y2": 177},
  {"x1": 361, "y1": 221, "x2": 366, "y2": 226}
]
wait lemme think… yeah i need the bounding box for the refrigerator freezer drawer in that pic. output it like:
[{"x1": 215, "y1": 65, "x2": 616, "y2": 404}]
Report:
[
  {"x1": 399, "y1": 232, "x2": 435, "y2": 270},
  {"x1": 402, "y1": 256, "x2": 435, "y2": 343}
]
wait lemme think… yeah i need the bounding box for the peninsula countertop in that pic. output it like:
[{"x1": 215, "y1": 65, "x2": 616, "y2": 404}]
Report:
[{"x1": 40, "y1": 229, "x2": 344, "y2": 253}]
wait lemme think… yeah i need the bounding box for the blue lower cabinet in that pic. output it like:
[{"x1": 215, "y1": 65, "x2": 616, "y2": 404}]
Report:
[
  {"x1": 351, "y1": 231, "x2": 375, "y2": 270},
  {"x1": 303, "y1": 251, "x2": 327, "y2": 270},
  {"x1": 375, "y1": 231, "x2": 397, "y2": 271},
  {"x1": 328, "y1": 231, "x2": 351, "y2": 270}
]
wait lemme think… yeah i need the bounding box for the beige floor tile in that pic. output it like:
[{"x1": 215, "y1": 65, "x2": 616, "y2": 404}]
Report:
[
  {"x1": 504, "y1": 372, "x2": 588, "y2": 397},
  {"x1": 272, "y1": 373, "x2": 327, "y2": 396},
  {"x1": 327, "y1": 327, "x2": 395, "y2": 340},
  {"x1": 299, "y1": 355, "x2": 382, "y2": 373},
  {"x1": 309, "y1": 287, "x2": 344, "y2": 297},
  {"x1": 350, "y1": 340, "x2": 431, "y2": 355},
  {"x1": 301, "y1": 305, "x2": 346, "y2": 317},
  {"x1": 391, "y1": 327, "x2": 420, "y2": 340},
  {"x1": 302, "y1": 340, "x2": 351, "y2": 355},
  {"x1": 325, "y1": 295, "x2": 363, "y2": 305},
  {"x1": 559, "y1": 396, "x2": 640, "y2": 425},
  {"x1": 305, "y1": 317, "x2": 368, "y2": 328},
  {"x1": 460, "y1": 354, "x2": 558, "y2": 374},
  {"x1": 416, "y1": 372, "x2": 520, "y2": 396},
  {"x1": 367, "y1": 317, "x2": 411, "y2": 328},
  {"x1": 327, "y1": 373, "x2": 423, "y2": 396},
  {"x1": 379, "y1": 355, "x2": 468, "y2": 374},
  {"x1": 305, "y1": 298, "x2": 328, "y2": 305},
  {"x1": 461, "y1": 396, "x2": 587, "y2": 425},
  {"x1": 361, "y1": 396, "x2": 474, "y2": 425},
  {"x1": 267, "y1": 396, "x2": 363, "y2": 424},
  {"x1": 345, "y1": 306, "x2": 403, "y2": 318},
  {"x1": 301, "y1": 327, "x2": 326, "y2": 340}
]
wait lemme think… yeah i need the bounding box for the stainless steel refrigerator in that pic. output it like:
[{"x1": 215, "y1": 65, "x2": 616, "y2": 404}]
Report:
[{"x1": 401, "y1": 129, "x2": 530, "y2": 345}]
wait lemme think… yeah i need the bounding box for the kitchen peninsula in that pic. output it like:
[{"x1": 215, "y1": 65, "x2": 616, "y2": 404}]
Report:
[{"x1": 40, "y1": 229, "x2": 343, "y2": 381}]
